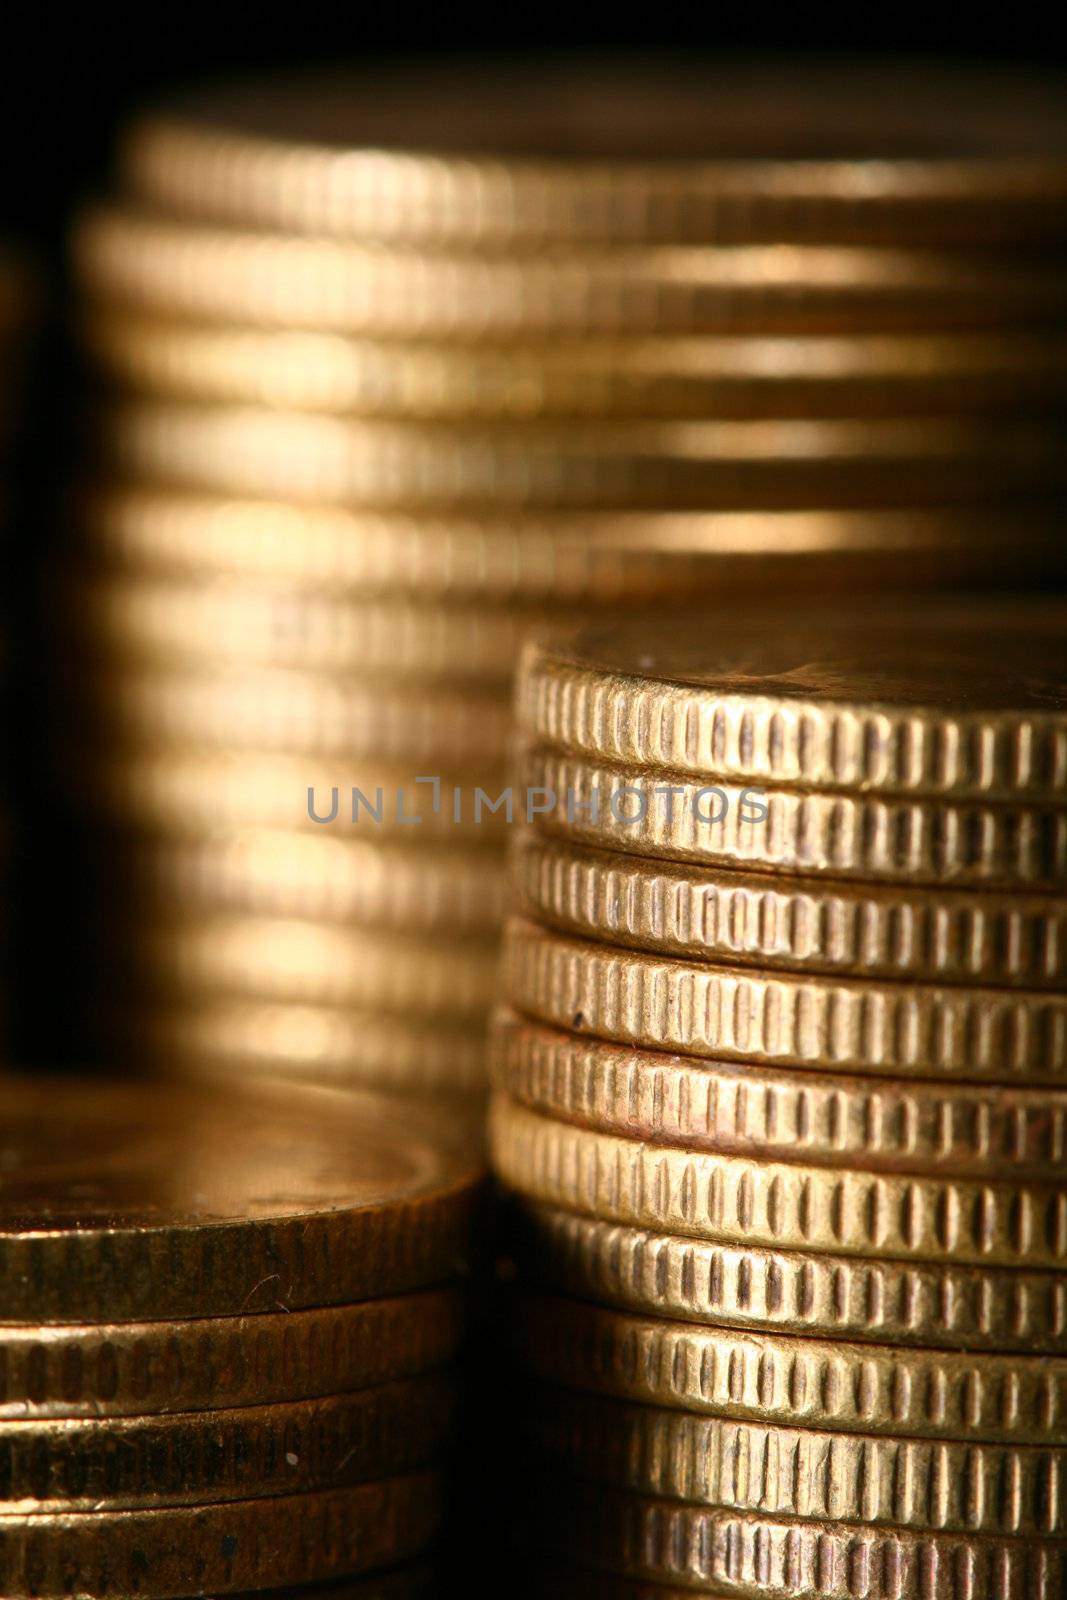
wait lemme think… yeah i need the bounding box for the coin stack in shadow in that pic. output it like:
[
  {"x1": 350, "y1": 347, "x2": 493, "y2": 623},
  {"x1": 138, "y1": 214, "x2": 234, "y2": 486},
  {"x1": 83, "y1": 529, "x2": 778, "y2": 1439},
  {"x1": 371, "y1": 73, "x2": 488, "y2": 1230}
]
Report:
[
  {"x1": 59, "y1": 62, "x2": 1067, "y2": 1098},
  {"x1": 0, "y1": 1074, "x2": 482, "y2": 1599},
  {"x1": 491, "y1": 602, "x2": 1067, "y2": 1600}
]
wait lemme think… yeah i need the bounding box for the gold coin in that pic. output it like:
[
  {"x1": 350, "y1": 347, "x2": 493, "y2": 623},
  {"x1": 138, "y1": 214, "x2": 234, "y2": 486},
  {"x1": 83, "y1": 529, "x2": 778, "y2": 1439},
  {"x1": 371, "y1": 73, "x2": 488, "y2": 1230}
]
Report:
[
  {"x1": 119, "y1": 915, "x2": 500, "y2": 1016},
  {"x1": 0, "y1": 1471, "x2": 440, "y2": 1598},
  {"x1": 513, "y1": 1203, "x2": 1067, "y2": 1353},
  {"x1": 503, "y1": 919, "x2": 1067, "y2": 1084},
  {"x1": 0, "y1": 1373, "x2": 454, "y2": 1510},
  {"x1": 68, "y1": 747, "x2": 509, "y2": 837},
  {"x1": 535, "y1": 1479, "x2": 1067, "y2": 1600},
  {"x1": 79, "y1": 487, "x2": 1067, "y2": 600},
  {"x1": 120, "y1": 64, "x2": 1067, "y2": 246},
  {"x1": 97, "y1": 403, "x2": 1067, "y2": 509},
  {"x1": 518, "y1": 750, "x2": 1067, "y2": 885},
  {"x1": 76, "y1": 207, "x2": 1067, "y2": 334},
  {"x1": 105, "y1": 830, "x2": 505, "y2": 931},
  {"x1": 82, "y1": 313, "x2": 1067, "y2": 418},
  {"x1": 69, "y1": 568, "x2": 571, "y2": 680},
  {"x1": 531, "y1": 1389, "x2": 1067, "y2": 1535},
  {"x1": 78, "y1": 666, "x2": 511, "y2": 764},
  {"x1": 492, "y1": 1095, "x2": 1067, "y2": 1269},
  {"x1": 491, "y1": 1010, "x2": 1067, "y2": 1179},
  {"x1": 0, "y1": 1288, "x2": 464, "y2": 1418},
  {"x1": 0, "y1": 1075, "x2": 481, "y2": 1321},
  {"x1": 517, "y1": 599, "x2": 1067, "y2": 801},
  {"x1": 512, "y1": 829, "x2": 1067, "y2": 984},
  {"x1": 111, "y1": 1001, "x2": 488, "y2": 1095},
  {"x1": 519, "y1": 1295, "x2": 1067, "y2": 1444}
]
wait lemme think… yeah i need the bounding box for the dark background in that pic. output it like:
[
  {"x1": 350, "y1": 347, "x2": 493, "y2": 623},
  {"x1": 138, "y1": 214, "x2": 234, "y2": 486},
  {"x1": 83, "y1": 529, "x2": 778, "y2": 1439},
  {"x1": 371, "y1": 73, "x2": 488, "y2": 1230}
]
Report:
[{"x1": 1, "y1": 18, "x2": 1060, "y2": 249}]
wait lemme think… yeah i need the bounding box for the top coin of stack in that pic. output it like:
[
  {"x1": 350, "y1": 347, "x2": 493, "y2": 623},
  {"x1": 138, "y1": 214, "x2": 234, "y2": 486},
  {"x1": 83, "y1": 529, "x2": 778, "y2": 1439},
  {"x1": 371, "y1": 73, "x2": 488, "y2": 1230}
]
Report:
[
  {"x1": 0, "y1": 1074, "x2": 482, "y2": 1599},
  {"x1": 491, "y1": 598, "x2": 1067, "y2": 1600},
  {"x1": 62, "y1": 64, "x2": 1067, "y2": 1104}
]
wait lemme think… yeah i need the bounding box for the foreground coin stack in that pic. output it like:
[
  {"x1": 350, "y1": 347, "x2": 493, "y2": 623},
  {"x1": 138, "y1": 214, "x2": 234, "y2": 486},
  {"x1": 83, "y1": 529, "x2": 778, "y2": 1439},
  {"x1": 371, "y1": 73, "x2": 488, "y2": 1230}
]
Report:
[
  {"x1": 490, "y1": 604, "x2": 1067, "y2": 1600},
  {"x1": 0, "y1": 1075, "x2": 482, "y2": 1599},
  {"x1": 61, "y1": 63, "x2": 1067, "y2": 1095}
]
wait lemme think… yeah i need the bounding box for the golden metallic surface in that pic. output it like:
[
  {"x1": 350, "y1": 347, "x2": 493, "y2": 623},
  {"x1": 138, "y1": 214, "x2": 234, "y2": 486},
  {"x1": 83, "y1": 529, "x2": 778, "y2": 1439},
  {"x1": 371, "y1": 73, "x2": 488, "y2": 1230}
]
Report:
[
  {"x1": 512, "y1": 1203, "x2": 1067, "y2": 1353},
  {"x1": 0, "y1": 1471, "x2": 440, "y2": 1598},
  {"x1": 519, "y1": 748, "x2": 1067, "y2": 887},
  {"x1": 123, "y1": 915, "x2": 500, "y2": 1016},
  {"x1": 0, "y1": 1288, "x2": 464, "y2": 1418},
  {"x1": 0, "y1": 1373, "x2": 454, "y2": 1510},
  {"x1": 502, "y1": 920, "x2": 1067, "y2": 1084},
  {"x1": 79, "y1": 488, "x2": 1067, "y2": 600},
  {"x1": 512, "y1": 829, "x2": 1067, "y2": 984},
  {"x1": 80, "y1": 666, "x2": 512, "y2": 763},
  {"x1": 76, "y1": 208, "x2": 1067, "y2": 334},
  {"x1": 69, "y1": 748, "x2": 509, "y2": 837},
  {"x1": 71, "y1": 568, "x2": 572, "y2": 680},
  {"x1": 519, "y1": 1295, "x2": 1067, "y2": 1444},
  {"x1": 0, "y1": 1076, "x2": 481, "y2": 1321},
  {"x1": 119, "y1": 63, "x2": 1067, "y2": 247},
  {"x1": 531, "y1": 1389, "x2": 1067, "y2": 1534},
  {"x1": 98, "y1": 403, "x2": 1067, "y2": 510},
  {"x1": 491, "y1": 1010, "x2": 1067, "y2": 1179},
  {"x1": 518, "y1": 600, "x2": 1067, "y2": 800},
  {"x1": 491, "y1": 1094, "x2": 1067, "y2": 1268},
  {"x1": 536, "y1": 1480, "x2": 1067, "y2": 1600},
  {"x1": 108, "y1": 830, "x2": 505, "y2": 930},
  {"x1": 82, "y1": 314, "x2": 1067, "y2": 417},
  {"x1": 114, "y1": 1001, "x2": 488, "y2": 1095}
]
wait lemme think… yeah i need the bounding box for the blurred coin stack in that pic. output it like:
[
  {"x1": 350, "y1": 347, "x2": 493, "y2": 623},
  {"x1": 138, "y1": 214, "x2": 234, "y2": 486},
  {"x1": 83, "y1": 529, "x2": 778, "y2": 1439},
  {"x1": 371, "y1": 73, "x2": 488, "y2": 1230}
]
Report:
[
  {"x1": 0, "y1": 1074, "x2": 481, "y2": 1599},
  {"x1": 491, "y1": 603, "x2": 1067, "y2": 1600},
  {"x1": 60, "y1": 63, "x2": 1067, "y2": 1097}
]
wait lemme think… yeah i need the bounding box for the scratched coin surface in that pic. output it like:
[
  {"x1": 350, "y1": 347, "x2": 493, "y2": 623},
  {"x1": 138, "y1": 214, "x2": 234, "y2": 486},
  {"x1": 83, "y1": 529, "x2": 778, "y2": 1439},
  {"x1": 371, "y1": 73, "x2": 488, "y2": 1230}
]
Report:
[
  {"x1": 491, "y1": 1010, "x2": 1067, "y2": 1178},
  {"x1": 512, "y1": 1204, "x2": 1067, "y2": 1353},
  {"x1": 517, "y1": 599, "x2": 1067, "y2": 800},
  {"x1": 519, "y1": 1295, "x2": 1067, "y2": 1444},
  {"x1": 0, "y1": 1075, "x2": 481, "y2": 1321}
]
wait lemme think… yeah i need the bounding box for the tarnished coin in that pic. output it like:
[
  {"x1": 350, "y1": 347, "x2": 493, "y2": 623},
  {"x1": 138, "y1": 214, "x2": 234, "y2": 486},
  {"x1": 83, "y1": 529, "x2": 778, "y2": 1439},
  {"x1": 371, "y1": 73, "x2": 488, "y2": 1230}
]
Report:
[
  {"x1": 69, "y1": 568, "x2": 571, "y2": 681},
  {"x1": 67, "y1": 747, "x2": 509, "y2": 838},
  {"x1": 491, "y1": 1010, "x2": 1067, "y2": 1179},
  {"x1": 517, "y1": 599, "x2": 1067, "y2": 800},
  {"x1": 77, "y1": 666, "x2": 511, "y2": 764},
  {"x1": 0, "y1": 1373, "x2": 454, "y2": 1510},
  {"x1": 82, "y1": 314, "x2": 1067, "y2": 418},
  {"x1": 518, "y1": 749, "x2": 1067, "y2": 886},
  {"x1": 76, "y1": 208, "x2": 1067, "y2": 335},
  {"x1": 530, "y1": 1388, "x2": 1067, "y2": 1534},
  {"x1": 104, "y1": 830, "x2": 506, "y2": 931},
  {"x1": 0, "y1": 1472, "x2": 440, "y2": 1598},
  {"x1": 512, "y1": 1204, "x2": 1067, "y2": 1353},
  {"x1": 119, "y1": 63, "x2": 1067, "y2": 247},
  {"x1": 491, "y1": 1095, "x2": 1067, "y2": 1269},
  {"x1": 108, "y1": 1001, "x2": 487, "y2": 1096},
  {"x1": 502, "y1": 919, "x2": 1067, "y2": 1084},
  {"x1": 97, "y1": 402, "x2": 1067, "y2": 509},
  {"x1": 0, "y1": 1287, "x2": 464, "y2": 1418},
  {"x1": 534, "y1": 1479, "x2": 1067, "y2": 1600},
  {"x1": 511, "y1": 828, "x2": 1067, "y2": 985},
  {"x1": 78, "y1": 488, "x2": 1067, "y2": 600},
  {"x1": 114, "y1": 915, "x2": 499, "y2": 1016},
  {"x1": 519, "y1": 1295, "x2": 1067, "y2": 1444},
  {"x1": 0, "y1": 1075, "x2": 481, "y2": 1321}
]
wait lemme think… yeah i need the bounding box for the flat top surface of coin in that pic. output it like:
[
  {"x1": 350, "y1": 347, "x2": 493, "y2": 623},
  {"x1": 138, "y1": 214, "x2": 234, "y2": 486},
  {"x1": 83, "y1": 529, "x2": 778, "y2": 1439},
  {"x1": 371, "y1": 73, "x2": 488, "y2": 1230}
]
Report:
[
  {"x1": 526, "y1": 599, "x2": 1067, "y2": 715},
  {"x1": 0, "y1": 1075, "x2": 468, "y2": 1231},
  {"x1": 128, "y1": 63, "x2": 1067, "y2": 164}
]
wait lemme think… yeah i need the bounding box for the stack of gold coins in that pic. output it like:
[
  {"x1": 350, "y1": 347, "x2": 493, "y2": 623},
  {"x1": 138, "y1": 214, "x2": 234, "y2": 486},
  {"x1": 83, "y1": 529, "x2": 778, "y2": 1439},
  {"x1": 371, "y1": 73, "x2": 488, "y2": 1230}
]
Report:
[
  {"x1": 491, "y1": 600, "x2": 1067, "y2": 1600},
  {"x1": 61, "y1": 63, "x2": 1067, "y2": 1098},
  {"x1": 0, "y1": 1073, "x2": 482, "y2": 1598}
]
